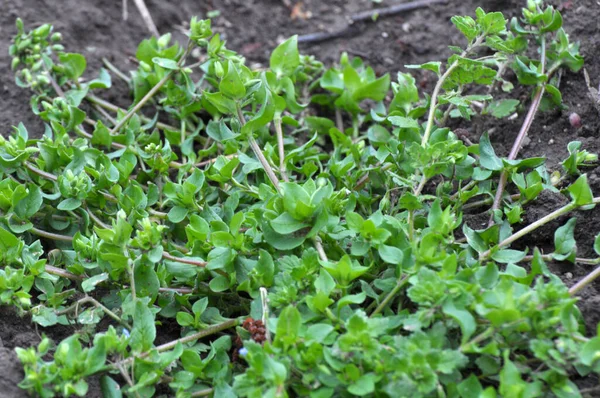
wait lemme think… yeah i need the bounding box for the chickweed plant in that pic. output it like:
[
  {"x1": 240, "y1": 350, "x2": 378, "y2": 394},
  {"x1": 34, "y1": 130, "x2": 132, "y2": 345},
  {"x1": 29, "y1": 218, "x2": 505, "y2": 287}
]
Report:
[{"x1": 2, "y1": 1, "x2": 600, "y2": 397}]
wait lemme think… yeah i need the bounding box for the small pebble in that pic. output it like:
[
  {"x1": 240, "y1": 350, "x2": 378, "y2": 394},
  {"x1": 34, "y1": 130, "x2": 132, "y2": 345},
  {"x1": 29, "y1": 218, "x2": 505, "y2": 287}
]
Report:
[
  {"x1": 569, "y1": 112, "x2": 582, "y2": 128},
  {"x1": 382, "y1": 32, "x2": 389, "y2": 38},
  {"x1": 522, "y1": 136, "x2": 531, "y2": 148},
  {"x1": 548, "y1": 138, "x2": 555, "y2": 145},
  {"x1": 565, "y1": 272, "x2": 573, "y2": 280}
]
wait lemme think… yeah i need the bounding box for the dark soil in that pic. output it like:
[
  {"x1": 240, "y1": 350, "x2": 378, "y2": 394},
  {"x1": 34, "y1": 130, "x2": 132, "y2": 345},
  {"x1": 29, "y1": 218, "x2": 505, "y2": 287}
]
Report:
[{"x1": 1, "y1": 0, "x2": 600, "y2": 396}]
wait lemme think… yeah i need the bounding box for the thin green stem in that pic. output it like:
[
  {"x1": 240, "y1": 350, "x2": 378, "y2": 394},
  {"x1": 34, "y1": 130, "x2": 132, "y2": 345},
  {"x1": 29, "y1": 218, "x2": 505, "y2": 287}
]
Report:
[
  {"x1": 480, "y1": 201, "x2": 581, "y2": 262},
  {"x1": 371, "y1": 275, "x2": 409, "y2": 317},
  {"x1": 236, "y1": 104, "x2": 281, "y2": 193},
  {"x1": 30, "y1": 227, "x2": 73, "y2": 242},
  {"x1": 110, "y1": 41, "x2": 192, "y2": 136},
  {"x1": 421, "y1": 36, "x2": 483, "y2": 147},
  {"x1": 102, "y1": 57, "x2": 131, "y2": 84},
  {"x1": 489, "y1": 36, "x2": 547, "y2": 225},
  {"x1": 274, "y1": 117, "x2": 289, "y2": 182},
  {"x1": 56, "y1": 296, "x2": 132, "y2": 329},
  {"x1": 569, "y1": 265, "x2": 600, "y2": 295},
  {"x1": 460, "y1": 326, "x2": 494, "y2": 352},
  {"x1": 118, "y1": 318, "x2": 239, "y2": 367}
]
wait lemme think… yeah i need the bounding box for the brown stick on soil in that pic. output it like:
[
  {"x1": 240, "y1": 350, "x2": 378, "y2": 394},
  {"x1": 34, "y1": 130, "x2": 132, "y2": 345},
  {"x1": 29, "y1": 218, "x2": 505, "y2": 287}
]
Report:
[{"x1": 297, "y1": 0, "x2": 448, "y2": 44}]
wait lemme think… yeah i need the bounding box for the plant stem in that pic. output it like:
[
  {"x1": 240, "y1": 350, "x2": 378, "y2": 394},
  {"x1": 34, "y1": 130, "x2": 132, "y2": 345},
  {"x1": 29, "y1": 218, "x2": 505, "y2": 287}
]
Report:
[
  {"x1": 314, "y1": 236, "x2": 328, "y2": 261},
  {"x1": 56, "y1": 296, "x2": 131, "y2": 329},
  {"x1": 30, "y1": 227, "x2": 73, "y2": 242},
  {"x1": 354, "y1": 163, "x2": 393, "y2": 191},
  {"x1": 85, "y1": 93, "x2": 179, "y2": 132},
  {"x1": 191, "y1": 389, "x2": 215, "y2": 397},
  {"x1": 371, "y1": 275, "x2": 409, "y2": 317},
  {"x1": 274, "y1": 117, "x2": 289, "y2": 182},
  {"x1": 521, "y1": 254, "x2": 600, "y2": 266},
  {"x1": 118, "y1": 318, "x2": 239, "y2": 366},
  {"x1": 102, "y1": 57, "x2": 131, "y2": 84},
  {"x1": 196, "y1": 154, "x2": 237, "y2": 168},
  {"x1": 161, "y1": 251, "x2": 207, "y2": 267},
  {"x1": 489, "y1": 36, "x2": 547, "y2": 225},
  {"x1": 236, "y1": 104, "x2": 281, "y2": 193},
  {"x1": 25, "y1": 162, "x2": 58, "y2": 181},
  {"x1": 569, "y1": 266, "x2": 600, "y2": 295},
  {"x1": 421, "y1": 36, "x2": 483, "y2": 147},
  {"x1": 110, "y1": 42, "x2": 192, "y2": 136},
  {"x1": 45, "y1": 265, "x2": 82, "y2": 280},
  {"x1": 460, "y1": 327, "x2": 494, "y2": 352},
  {"x1": 479, "y1": 201, "x2": 580, "y2": 262}
]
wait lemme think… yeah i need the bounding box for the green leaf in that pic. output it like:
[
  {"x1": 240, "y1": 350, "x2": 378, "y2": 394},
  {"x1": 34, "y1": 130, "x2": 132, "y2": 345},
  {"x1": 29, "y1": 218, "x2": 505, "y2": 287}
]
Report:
[
  {"x1": 220, "y1": 61, "x2": 246, "y2": 100},
  {"x1": 458, "y1": 374, "x2": 483, "y2": 398},
  {"x1": 452, "y1": 15, "x2": 478, "y2": 41},
  {"x1": 388, "y1": 116, "x2": 420, "y2": 130},
  {"x1": 59, "y1": 53, "x2": 87, "y2": 80},
  {"x1": 270, "y1": 36, "x2": 300, "y2": 78},
  {"x1": 57, "y1": 197, "x2": 82, "y2": 211},
  {"x1": 478, "y1": 132, "x2": 502, "y2": 171},
  {"x1": 204, "y1": 92, "x2": 237, "y2": 115},
  {"x1": 567, "y1": 174, "x2": 594, "y2": 206},
  {"x1": 206, "y1": 120, "x2": 237, "y2": 142},
  {"x1": 580, "y1": 336, "x2": 600, "y2": 366},
  {"x1": 14, "y1": 184, "x2": 42, "y2": 219},
  {"x1": 552, "y1": 218, "x2": 577, "y2": 262},
  {"x1": 405, "y1": 62, "x2": 442, "y2": 76},
  {"x1": 347, "y1": 373, "x2": 377, "y2": 396},
  {"x1": 442, "y1": 300, "x2": 476, "y2": 343},
  {"x1": 130, "y1": 300, "x2": 156, "y2": 352},
  {"x1": 491, "y1": 249, "x2": 525, "y2": 264},
  {"x1": 168, "y1": 206, "x2": 189, "y2": 223},
  {"x1": 209, "y1": 275, "x2": 231, "y2": 292},
  {"x1": 152, "y1": 57, "x2": 179, "y2": 70},
  {"x1": 378, "y1": 245, "x2": 404, "y2": 265},
  {"x1": 275, "y1": 305, "x2": 301, "y2": 347},
  {"x1": 270, "y1": 212, "x2": 309, "y2": 235},
  {"x1": 100, "y1": 375, "x2": 123, "y2": 398},
  {"x1": 487, "y1": 99, "x2": 519, "y2": 118},
  {"x1": 82, "y1": 273, "x2": 109, "y2": 293}
]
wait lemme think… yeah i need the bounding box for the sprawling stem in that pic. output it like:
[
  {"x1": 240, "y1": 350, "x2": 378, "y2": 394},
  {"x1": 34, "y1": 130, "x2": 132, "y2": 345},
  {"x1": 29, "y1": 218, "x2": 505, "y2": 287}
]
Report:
[
  {"x1": 489, "y1": 36, "x2": 547, "y2": 224},
  {"x1": 236, "y1": 104, "x2": 281, "y2": 193},
  {"x1": 371, "y1": 275, "x2": 409, "y2": 317},
  {"x1": 56, "y1": 296, "x2": 131, "y2": 329},
  {"x1": 118, "y1": 318, "x2": 239, "y2": 366},
  {"x1": 274, "y1": 117, "x2": 289, "y2": 182},
  {"x1": 110, "y1": 42, "x2": 192, "y2": 136},
  {"x1": 570, "y1": 266, "x2": 600, "y2": 295},
  {"x1": 480, "y1": 198, "x2": 600, "y2": 261},
  {"x1": 421, "y1": 36, "x2": 484, "y2": 147}
]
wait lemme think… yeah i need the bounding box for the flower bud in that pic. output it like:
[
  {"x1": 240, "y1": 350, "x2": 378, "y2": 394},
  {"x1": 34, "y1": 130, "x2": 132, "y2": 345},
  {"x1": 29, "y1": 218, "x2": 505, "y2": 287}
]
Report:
[
  {"x1": 214, "y1": 61, "x2": 224, "y2": 78},
  {"x1": 51, "y1": 32, "x2": 62, "y2": 42}
]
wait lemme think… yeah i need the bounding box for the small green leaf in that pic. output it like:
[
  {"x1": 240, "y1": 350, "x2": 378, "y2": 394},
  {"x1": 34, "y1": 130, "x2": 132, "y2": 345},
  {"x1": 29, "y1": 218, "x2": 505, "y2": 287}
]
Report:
[
  {"x1": 567, "y1": 174, "x2": 594, "y2": 206},
  {"x1": 405, "y1": 62, "x2": 442, "y2": 76},
  {"x1": 220, "y1": 61, "x2": 246, "y2": 100},
  {"x1": 82, "y1": 273, "x2": 109, "y2": 293},
  {"x1": 152, "y1": 57, "x2": 179, "y2": 70},
  {"x1": 59, "y1": 53, "x2": 87, "y2": 80},
  {"x1": 487, "y1": 99, "x2": 519, "y2": 118},
  {"x1": 14, "y1": 184, "x2": 42, "y2": 219},
  {"x1": 270, "y1": 36, "x2": 300, "y2": 78},
  {"x1": 478, "y1": 132, "x2": 503, "y2": 171},
  {"x1": 378, "y1": 245, "x2": 404, "y2": 265}
]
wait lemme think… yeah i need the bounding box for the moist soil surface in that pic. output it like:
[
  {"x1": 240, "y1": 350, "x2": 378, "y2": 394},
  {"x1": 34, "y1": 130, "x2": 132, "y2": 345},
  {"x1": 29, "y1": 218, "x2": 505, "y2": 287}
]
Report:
[{"x1": 1, "y1": 0, "x2": 600, "y2": 396}]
